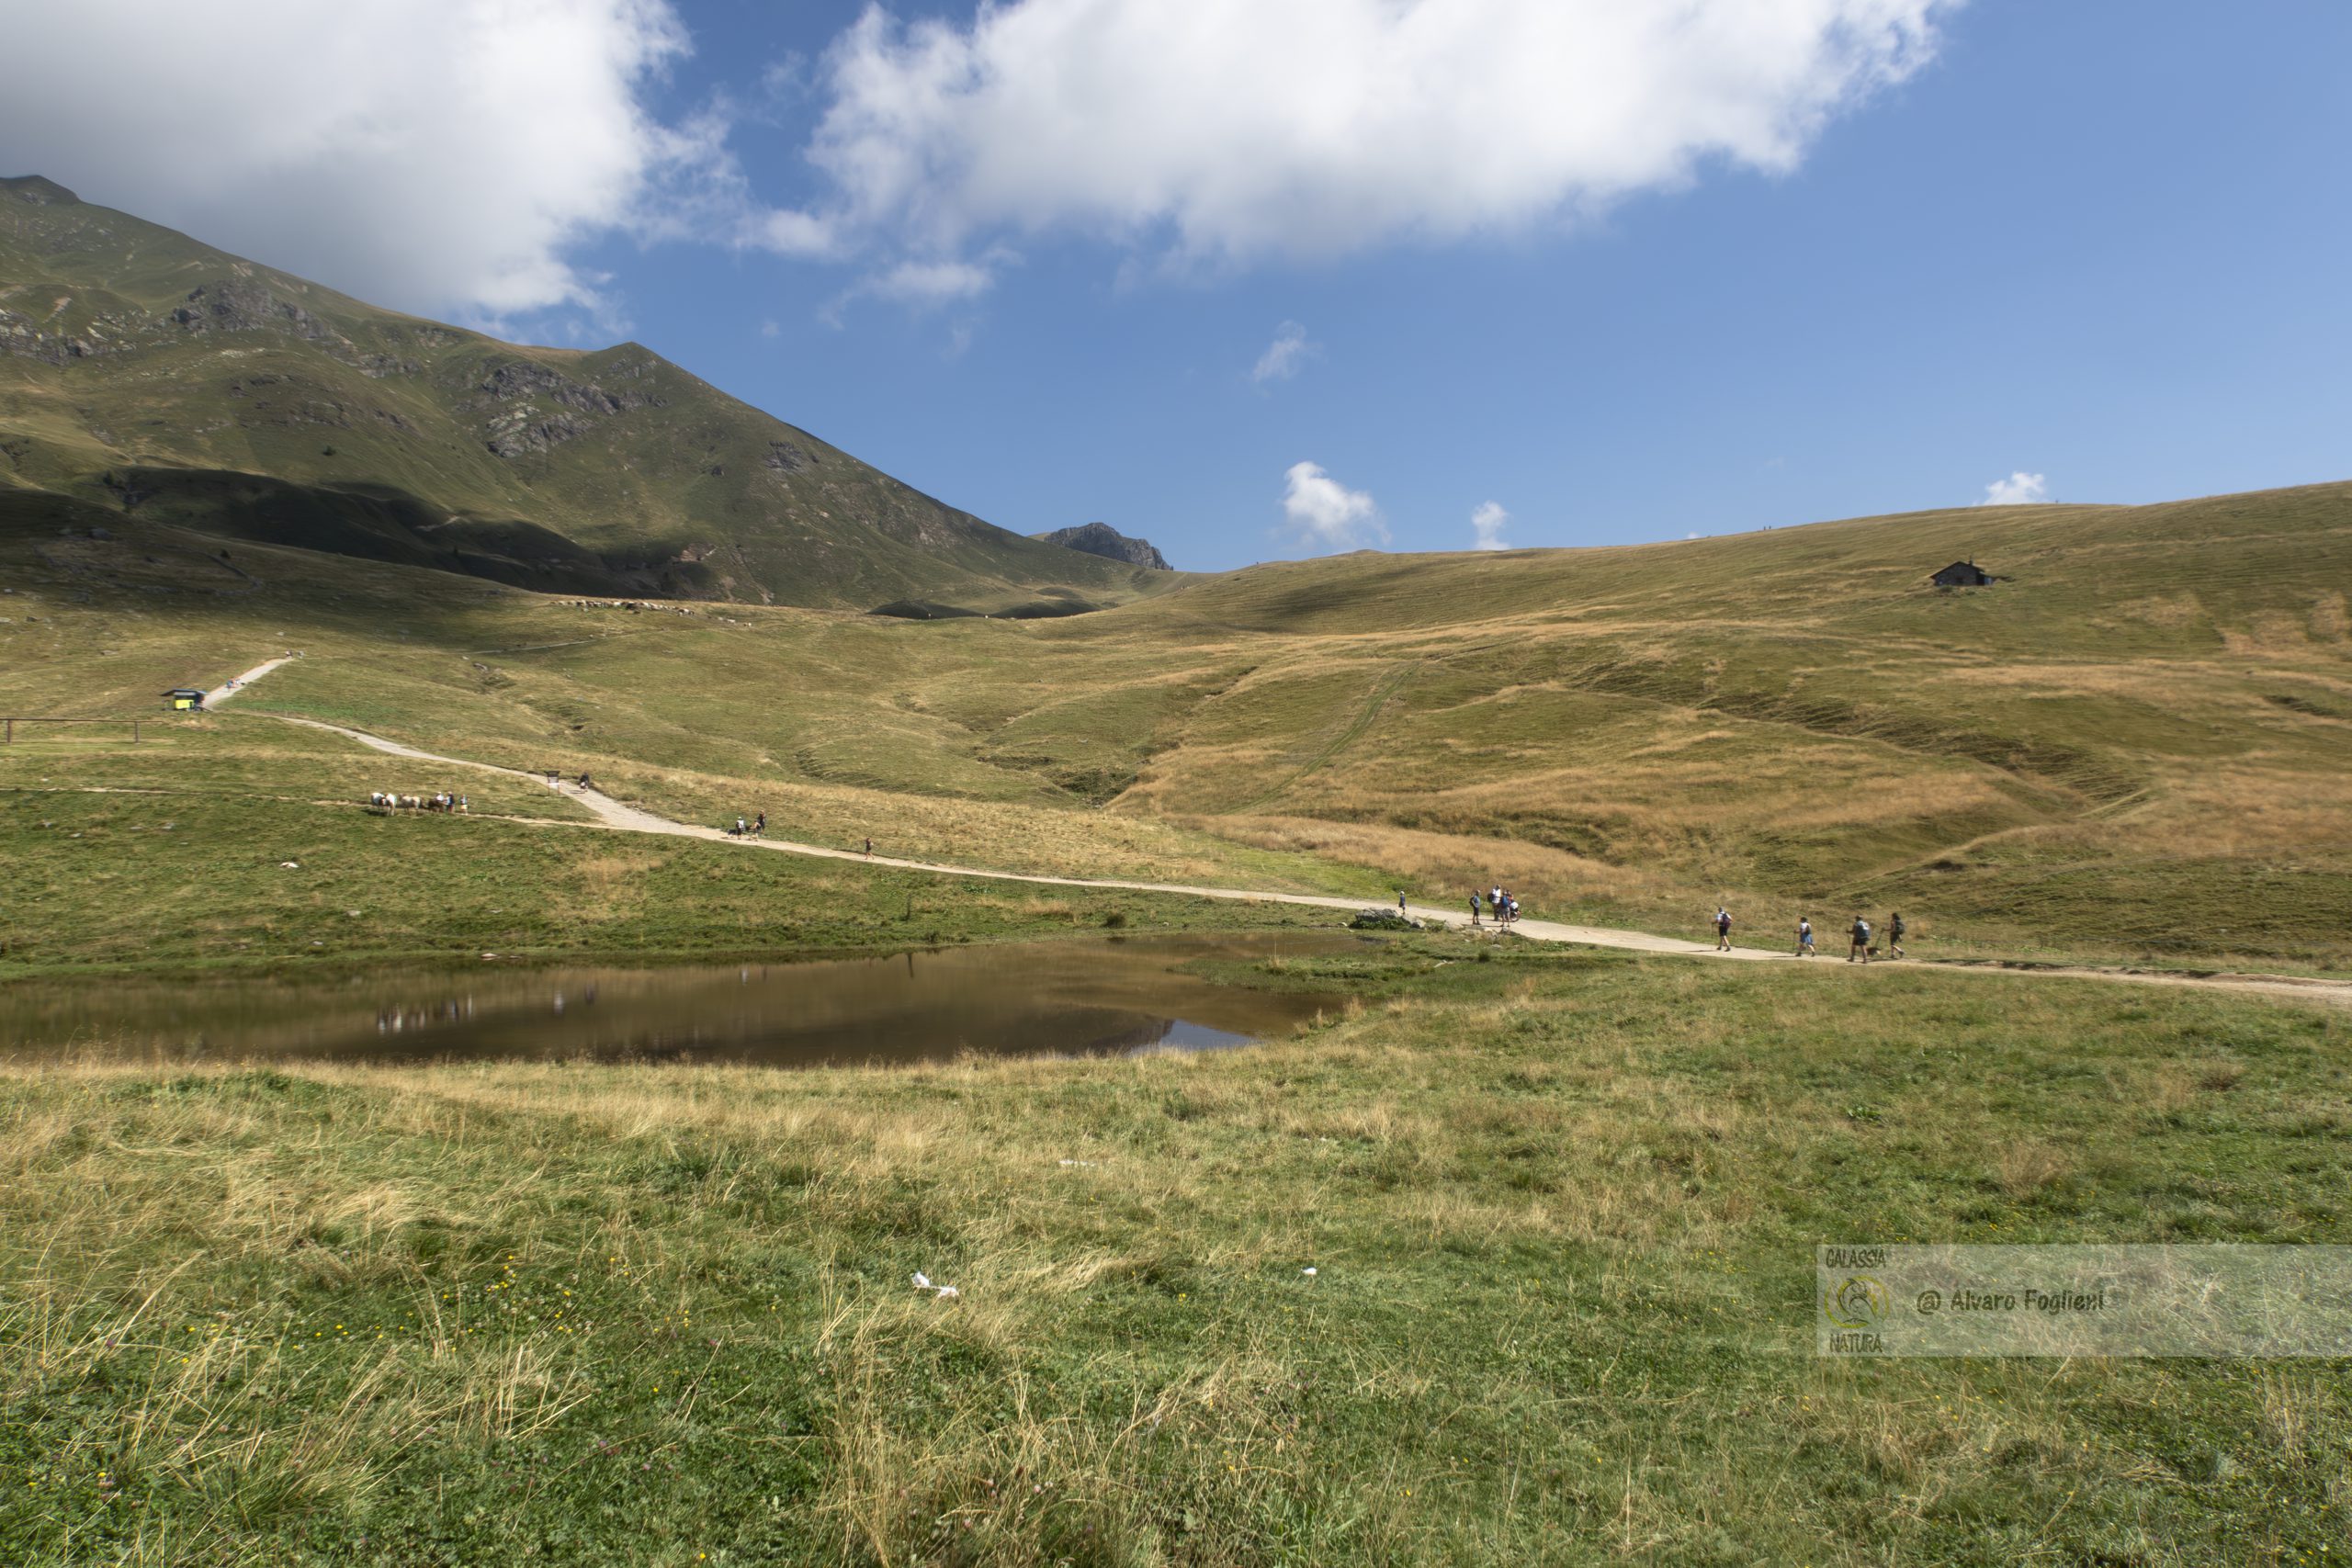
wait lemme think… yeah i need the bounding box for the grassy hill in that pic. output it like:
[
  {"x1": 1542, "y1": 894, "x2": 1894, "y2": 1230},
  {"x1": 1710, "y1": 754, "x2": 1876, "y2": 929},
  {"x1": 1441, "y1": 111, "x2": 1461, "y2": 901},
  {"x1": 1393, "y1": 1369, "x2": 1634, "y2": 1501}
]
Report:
[
  {"x1": 1069, "y1": 483, "x2": 2352, "y2": 962},
  {"x1": 3, "y1": 474, "x2": 2347, "y2": 974},
  {"x1": 0, "y1": 175, "x2": 1164, "y2": 613}
]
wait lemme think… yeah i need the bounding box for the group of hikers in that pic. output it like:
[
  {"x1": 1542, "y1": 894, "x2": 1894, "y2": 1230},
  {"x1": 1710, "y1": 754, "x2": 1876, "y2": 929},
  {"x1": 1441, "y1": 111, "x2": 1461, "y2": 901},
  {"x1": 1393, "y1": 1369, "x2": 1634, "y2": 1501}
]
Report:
[
  {"x1": 1465, "y1": 886, "x2": 1521, "y2": 926},
  {"x1": 368, "y1": 790, "x2": 466, "y2": 812},
  {"x1": 544, "y1": 770, "x2": 594, "y2": 791},
  {"x1": 1713, "y1": 906, "x2": 1907, "y2": 961},
  {"x1": 723, "y1": 817, "x2": 876, "y2": 857}
]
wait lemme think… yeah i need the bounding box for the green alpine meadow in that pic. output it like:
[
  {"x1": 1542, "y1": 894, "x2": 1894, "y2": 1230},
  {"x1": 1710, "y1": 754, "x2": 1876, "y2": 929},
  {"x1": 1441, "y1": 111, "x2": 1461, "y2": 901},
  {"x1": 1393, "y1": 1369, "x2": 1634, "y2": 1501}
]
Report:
[{"x1": 6, "y1": 10, "x2": 2352, "y2": 1560}]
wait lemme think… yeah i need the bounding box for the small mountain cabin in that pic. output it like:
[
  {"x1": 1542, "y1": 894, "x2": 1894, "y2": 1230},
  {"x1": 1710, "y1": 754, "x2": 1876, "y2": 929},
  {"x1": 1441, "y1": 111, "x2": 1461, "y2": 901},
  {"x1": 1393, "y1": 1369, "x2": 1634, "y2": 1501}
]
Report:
[
  {"x1": 164, "y1": 689, "x2": 206, "y2": 711},
  {"x1": 1932, "y1": 560, "x2": 1996, "y2": 588}
]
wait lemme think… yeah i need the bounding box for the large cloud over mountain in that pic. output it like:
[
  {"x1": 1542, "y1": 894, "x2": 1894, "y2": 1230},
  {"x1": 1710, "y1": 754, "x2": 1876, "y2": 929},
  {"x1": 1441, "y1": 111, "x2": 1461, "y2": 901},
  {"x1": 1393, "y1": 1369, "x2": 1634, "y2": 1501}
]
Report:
[{"x1": 0, "y1": 0, "x2": 700, "y2": 319}]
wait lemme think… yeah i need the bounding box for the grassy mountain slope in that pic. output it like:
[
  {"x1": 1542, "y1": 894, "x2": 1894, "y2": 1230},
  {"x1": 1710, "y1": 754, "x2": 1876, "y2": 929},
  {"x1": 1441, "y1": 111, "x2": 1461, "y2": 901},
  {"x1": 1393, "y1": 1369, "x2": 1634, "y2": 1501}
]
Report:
[
  {"x1": 0, "y1": 175, "x2": 1163, "y2": 612},
  {"x1": 5, "y1": 476, "x2": 2346, "y2": 973},
  {"x1": 1071, "y1": 483, "x2": 2352, "y2": 961}
]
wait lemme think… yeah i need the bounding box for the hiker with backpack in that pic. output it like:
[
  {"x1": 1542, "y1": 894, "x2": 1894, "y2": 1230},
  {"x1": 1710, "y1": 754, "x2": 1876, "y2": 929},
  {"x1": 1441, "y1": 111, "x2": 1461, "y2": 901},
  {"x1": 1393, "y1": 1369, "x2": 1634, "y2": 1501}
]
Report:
[
  {"x1": 1713, "y1": 908, "x2": 1734, "y2": 952},
  {"x1": 1849, "y1": 916, "x2": 1871, "y2": 962},
  {"x1": 1888, "y1": 911, "x2": 1906, "y2": 959},
  {"x1": 1796, "y1": 917, "x2": 1815, "y2": 957}
]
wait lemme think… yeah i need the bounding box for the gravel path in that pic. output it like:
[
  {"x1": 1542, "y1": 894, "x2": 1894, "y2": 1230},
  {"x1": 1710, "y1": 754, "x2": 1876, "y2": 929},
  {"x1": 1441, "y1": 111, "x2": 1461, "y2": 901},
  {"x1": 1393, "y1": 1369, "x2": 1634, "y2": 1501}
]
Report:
[{"x1": 219, "y1": 670, "x2": 2350, "y2": 1012}]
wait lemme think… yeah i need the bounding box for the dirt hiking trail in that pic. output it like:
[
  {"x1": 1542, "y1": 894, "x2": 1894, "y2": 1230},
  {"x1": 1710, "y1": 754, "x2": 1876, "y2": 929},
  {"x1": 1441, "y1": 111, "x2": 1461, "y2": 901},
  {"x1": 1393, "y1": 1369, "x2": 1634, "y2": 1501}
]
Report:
[{"x1": 222, "y1": 667, "x2": 2351, "y2": 1014}]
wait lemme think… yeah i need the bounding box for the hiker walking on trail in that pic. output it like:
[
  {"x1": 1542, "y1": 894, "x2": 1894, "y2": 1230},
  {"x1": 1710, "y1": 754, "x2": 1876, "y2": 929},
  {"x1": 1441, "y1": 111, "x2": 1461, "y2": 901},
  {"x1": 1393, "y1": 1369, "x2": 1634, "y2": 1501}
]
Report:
[
  {"x1": 753, "y1": 812, "x2": 765, "y2": 837},
  {"x1": 735, "y1": 816, "x2": 748, "y2": 837},
  {"x1": 1849, "y1": 916, "x2": 1871, "y2": 963},
  {"x1": 1714, "y1": 908, "x2": 1734, "y2": 952},
  {"x1": 1398, "y1": 891, "x2": 1408, "y2": 915},
  {"x1": 1887, "y1": 911, "x2": 1906, "y2": 959},
  {"x1": 1796, "y1": 917, "x2": 1815, "y2": 957},
  {"x1": 1469, "y1": 893, "x2": 1482, "y2": 927},
  {"x1": 864, "y1": 838, "x2": 873, "y2": 857}
]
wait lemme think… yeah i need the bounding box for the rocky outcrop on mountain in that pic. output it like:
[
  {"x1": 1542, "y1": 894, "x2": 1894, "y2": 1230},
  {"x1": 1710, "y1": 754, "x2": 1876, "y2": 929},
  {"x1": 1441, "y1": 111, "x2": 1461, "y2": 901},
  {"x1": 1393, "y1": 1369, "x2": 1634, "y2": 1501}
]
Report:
[
  {"x1": 1032, "y1": 522, "x2": 1171, "y2": 571},
  {"x1": 469, "y1": 357, "x2": 667, "y2": 458},
  {"x1": 6, "y1": 177, "x2": 78, "y2": 207},
  {"x1": 168, "y1": 281, "x2": 333, "y2": 341}
]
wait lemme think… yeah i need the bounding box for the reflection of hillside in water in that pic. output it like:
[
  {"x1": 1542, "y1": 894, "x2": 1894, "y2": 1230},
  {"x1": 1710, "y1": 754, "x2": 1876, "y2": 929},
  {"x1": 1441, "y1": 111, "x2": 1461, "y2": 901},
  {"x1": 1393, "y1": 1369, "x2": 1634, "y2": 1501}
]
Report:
[{"x1": 1, "y1": 934, "x2": 1351, "y2": 1067}]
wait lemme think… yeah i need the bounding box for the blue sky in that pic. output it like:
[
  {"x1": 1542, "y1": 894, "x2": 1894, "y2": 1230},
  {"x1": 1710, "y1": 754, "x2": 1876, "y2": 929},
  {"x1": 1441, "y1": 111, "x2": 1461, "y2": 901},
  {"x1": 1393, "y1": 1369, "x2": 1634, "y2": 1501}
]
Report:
[{"x1": 12, "y1": 2, "x2": 2350, "y2": 570}]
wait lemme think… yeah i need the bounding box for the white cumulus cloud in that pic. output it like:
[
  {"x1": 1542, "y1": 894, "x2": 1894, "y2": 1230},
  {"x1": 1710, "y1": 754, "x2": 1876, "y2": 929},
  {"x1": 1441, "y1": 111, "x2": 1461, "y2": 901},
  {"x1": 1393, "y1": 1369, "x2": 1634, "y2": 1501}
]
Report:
[
  {"x1": 1250, "y1": 321, "x2": 1317, "y2": 385},
  {"x1": 867, "y1": 258, "x2": 998, "y2": 305},
  {"x1": 1282, "y1": 461, "x2": 1386, "y2": 550},
  {"x1": 1469, "y1": 501, "x2": 1511, "y2": 550},
  {"x1": 1980, "y1": 471, "x2": 2049, "y2": 506},
  {"x1": 0, "y1": 0, "x2": 712, "y2": 321},
  {"x1": 778, "y1": 0, "x2": 1955, "y2": 274}
]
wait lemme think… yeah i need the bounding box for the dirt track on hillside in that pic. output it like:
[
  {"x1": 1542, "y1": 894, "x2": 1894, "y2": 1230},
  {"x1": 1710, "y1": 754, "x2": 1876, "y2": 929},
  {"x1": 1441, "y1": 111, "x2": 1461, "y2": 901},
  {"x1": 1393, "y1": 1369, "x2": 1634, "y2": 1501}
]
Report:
[
  {"x1": 201, "y1": 657, "x2": 293, "y2": 708},
  {"x1": 236, "y1": 679, "x2": 2352, "y2": 1013}
]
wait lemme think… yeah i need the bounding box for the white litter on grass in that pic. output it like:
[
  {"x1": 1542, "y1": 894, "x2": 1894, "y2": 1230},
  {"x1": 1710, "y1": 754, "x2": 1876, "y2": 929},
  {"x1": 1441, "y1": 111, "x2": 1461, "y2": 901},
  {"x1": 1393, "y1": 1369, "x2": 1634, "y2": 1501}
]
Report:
[
  {"x1": 1302, "y1": 1268, "x2": 1317, "y2": 1278},
  {"x1": 912, "y1": 1271, "x2": 931, "y2": 1290},
  {"x1": 913, "y1": 1270, "x2": 959, "y2": 1300},
  {"x1": 278, "y1": 861, "x2": 300, "y2": 869},
  {"x1": 935, "y1": 1286, "x2": 959, "y2": 1300},
  {"x1": 1057, "y1": 1159, "x2": 1100, "y2": 1168}
]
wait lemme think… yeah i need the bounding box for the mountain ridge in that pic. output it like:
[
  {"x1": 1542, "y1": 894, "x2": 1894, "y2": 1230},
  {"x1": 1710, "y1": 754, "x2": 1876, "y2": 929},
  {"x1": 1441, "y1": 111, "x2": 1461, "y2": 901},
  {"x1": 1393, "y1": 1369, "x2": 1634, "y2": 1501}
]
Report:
[{"x1": 0, "y1": 174, "x2": 1166, "y2": 612}]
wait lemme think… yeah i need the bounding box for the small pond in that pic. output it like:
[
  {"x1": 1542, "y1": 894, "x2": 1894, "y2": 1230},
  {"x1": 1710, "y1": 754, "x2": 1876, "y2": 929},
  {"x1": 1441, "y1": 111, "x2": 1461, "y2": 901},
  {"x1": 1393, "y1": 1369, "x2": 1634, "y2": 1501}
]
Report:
[{"x1": 0, "y1": 933, "x2": 1364, "y2": 1067}]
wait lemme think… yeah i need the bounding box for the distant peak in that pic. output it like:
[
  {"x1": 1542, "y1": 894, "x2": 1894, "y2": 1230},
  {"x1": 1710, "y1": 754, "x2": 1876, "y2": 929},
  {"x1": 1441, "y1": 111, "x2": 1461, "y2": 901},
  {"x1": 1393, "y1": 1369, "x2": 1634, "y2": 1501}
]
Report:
[
  {"x1": 4, "y1": 175, "x2": 81, "y2": 206},
  {"x1": 1032, "y1": 521, "x2": 1172, "y2": 571}
]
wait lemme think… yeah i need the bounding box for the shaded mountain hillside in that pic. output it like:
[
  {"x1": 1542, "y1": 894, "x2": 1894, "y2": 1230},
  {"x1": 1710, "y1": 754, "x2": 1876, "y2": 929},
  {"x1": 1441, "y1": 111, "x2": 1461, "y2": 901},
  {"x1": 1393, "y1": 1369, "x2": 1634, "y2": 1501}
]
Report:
[
  {"x1": 1032, "y1": 522, "x2": 1171, "y2": 570},
  {"x1": 0, "y1": 175, "x2": 1164, "y2": 611}
]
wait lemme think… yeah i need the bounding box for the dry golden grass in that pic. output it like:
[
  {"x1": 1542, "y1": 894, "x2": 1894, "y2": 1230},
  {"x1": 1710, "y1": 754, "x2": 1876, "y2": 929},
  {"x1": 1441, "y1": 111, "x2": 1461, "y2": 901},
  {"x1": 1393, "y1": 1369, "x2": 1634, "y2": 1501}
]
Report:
[
  {"x1": 572, "y1": 756, "x2": 1383, "y2": 897},
  {"x1": 1196, "y1": 815, "x2": 1660, "y2": 906}
]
